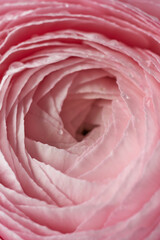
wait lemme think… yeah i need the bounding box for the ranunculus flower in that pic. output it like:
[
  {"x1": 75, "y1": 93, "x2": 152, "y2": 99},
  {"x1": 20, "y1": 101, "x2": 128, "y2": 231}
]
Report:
[{"x1": 0, "y1": 0, "x2": 160, "y2": 239}]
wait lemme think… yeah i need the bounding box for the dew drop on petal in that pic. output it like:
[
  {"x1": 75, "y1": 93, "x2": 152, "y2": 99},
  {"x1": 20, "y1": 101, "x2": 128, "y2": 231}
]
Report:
[
  {"x1": 121, "y1": 93, "x2": 130, "y2": 100},
  {"x1": 59, "y1": 129, "x2": 64, "y2": 135},
  {"x1": 65, "y1": 3, "x2": 69, "y2": 8}
]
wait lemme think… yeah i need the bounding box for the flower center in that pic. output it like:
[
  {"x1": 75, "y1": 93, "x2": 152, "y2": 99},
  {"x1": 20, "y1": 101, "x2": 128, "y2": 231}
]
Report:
[
  {"x1": 60, "y1": 98, "x2": 110, "y2": 142},
  {"x1": 76, "y1": 122, "x2": 99, "y2": 141}
]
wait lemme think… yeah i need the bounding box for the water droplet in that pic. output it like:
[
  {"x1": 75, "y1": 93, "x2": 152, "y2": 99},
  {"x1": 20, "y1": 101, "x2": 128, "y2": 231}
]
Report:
[
  {"x1": 65, "y1": 3, "x2": 69, "y2": 7},
  {"x1": 121, "y1": 93, "x2": 130, "y2": 100},
  {"x1": 59, "y1": 129, "x2": 63, "y2": 135}
]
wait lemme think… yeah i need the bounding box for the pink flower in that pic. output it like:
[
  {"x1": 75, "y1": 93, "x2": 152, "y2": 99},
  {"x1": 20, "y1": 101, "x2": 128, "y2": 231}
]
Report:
[{"x1": 0, "y1": 0, "x2": 160, "y2": 239}]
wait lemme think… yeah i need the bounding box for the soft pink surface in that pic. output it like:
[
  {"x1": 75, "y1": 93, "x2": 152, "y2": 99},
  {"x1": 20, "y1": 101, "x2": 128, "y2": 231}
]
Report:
[{"x1": 0, "y1": 0, "x2": 160, "y2": 239}]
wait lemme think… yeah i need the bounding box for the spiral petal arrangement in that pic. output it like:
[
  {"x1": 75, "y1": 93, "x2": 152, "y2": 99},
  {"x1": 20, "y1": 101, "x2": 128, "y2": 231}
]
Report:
[{"x1": 0, "y1": 1, "x2": 160, "y2": 240}]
